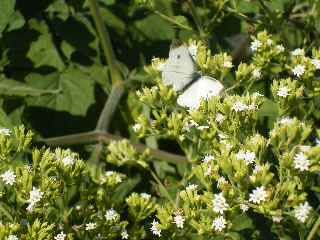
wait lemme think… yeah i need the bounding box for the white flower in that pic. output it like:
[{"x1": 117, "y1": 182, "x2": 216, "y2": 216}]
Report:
[
  {"x1": 121, "y1": 230, "x2": 129, "y2": 239},
  {"x1": 276, "y1": 44, "x2": 285, "y2": 53},
  {"x1": 292, "y1": 64, "x2": 305, "y2": 77},
  {"x1": 54, "y1": 232, "x2": 66, "y2": 240},
  {"x1": 85, "y1": 222, "x2": 97, "y2": 231},
  {"x1": 253, "y1": 164, "x2": 263, "y2": 174},
  {"x1": 105, "y1": 208, "x2": 118, "y2": 221},
  {"x1": 186, "y1": 184, "x2": 198, "y2": 191},
  {"x1": 150, "y1": 219, "x2": 161, "y2": 236},
  {"x1": 223, "y1": 60, "x2": 233, "y2": 68},
  {"x1": 240, "y1": 203, "x2": 249, "y2": 212},
  {"x1": 217, "y1": 177, "x2": 228, "y2": 188},
  {"x1": 1, "y1": 169, "x2": 16, "y2": 185},
  {"x1": 188, "y1": 44, "x2": 198, "y2": 60},
  {"x1": 291, "y1": 48, "x2": 304, "y2": 56},
  {"x1": 0, "y1": 127, "x2": 11, "y2": 136},
  {"x1": 279, "y1": 117, "x2": 293, "y2": 125},
  {"x1": 173, "y1": 214, "x2": 185, "y2": 228},
  {"x1": 212, "y1": 216, "x2": 227, "y2": 232},
  {"x1": 183, "y1": 120, "x2": 198, "y2": 132},
  {"x1": 215, "y1": 113, "x2": 225, "y2": 124},
  {"x1": 236, "y1": 151, "x2": 255, "y2": 165},
  {"x1": 105, "y1": 171, "x2": 115, "y2": 176},
  {"x1": 202, "y1": 154, "x2": 214, "y2": 163},
  {"x1": 253, "y1": 92, "x2": 263, "y2": 97},
  {"x1": 140, "y1": 193, "x2": 151, "y2": 199},
  {"x1": 250, "y1": 40, "x2": 262, "y2": 52},
  {"x1": 276, "y1": 86, "x2": 290, "y2": 98},
  {"x1": 212, "y1": 193, "x2": 229, "y2": 214},
  {"x1": 311, "y1": 59, "x2": 320, "y2": 70},
  {"x1": 294, "y1": 202, "x2": 312, "y2": 223},
  {"x1": 62, "y1": 156, "x2": 74, "y2": 166},
  {"x1": 272, "y1": 215, "x2": 283, "y2": 223},
  {"x1": 249, "y1": 186, "x2": 267, "y2": 204},
  {"x1": 218, "y1": 133, "x2": 227, "y2": 139},
  {"x1": 252, "y1": 68, "x2": 262, "y2": 79},
  {"x1": 232, "y1": 101, "x2": 248, "y2": 112},
  {"x1": 8, "y1": 235, "x2": 19, "y2": 240},
  {"x1": 26, "y1": 187, "x2": 43, "y2": 212},
  {"x1": 133, "y1": 123, "x2": 142, "y2": 132},
  {"x1": 293, "y1": 152, "x2": 310, "y2": 171},
  {"x1": 197, "y1": 125, "x2": 209, "y2": 130}
]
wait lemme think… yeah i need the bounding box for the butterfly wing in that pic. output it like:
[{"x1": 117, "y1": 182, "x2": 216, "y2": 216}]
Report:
[
  {"x1": 162, "y1": 45, "x2": 197, "y2": 91},
  {"x1": 177, "y1": 76, "x2": 224, "y2": 109}
]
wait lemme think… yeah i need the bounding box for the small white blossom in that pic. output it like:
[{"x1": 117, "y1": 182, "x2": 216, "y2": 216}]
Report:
[
  {"x1": 212, "y1": 216, "x2": 227, "y2": 232},
  {"x1": 240, "y1": 203, "x2": 249, "y2": 212},
  {"x1": 291, "y1": 48, "x2": 304, "y2": 56},
  {"x1": 8, "y1": 235, "x2": 19, "y2": 240},
  {"x1": 197, "y1": 125, "x2": 209, "y2": 130},
  {"x1": 279, "y1": 117, "x2": 293, "y2": 125},
  {"x1": 272, "y1": 215, "x2": 283, "y2": 223},
  {"x1": 277, "y1": 86, "x2": 290, "y2": 98},
  {"x1": 250, "y1": 40, "x2": 262, "y2": 52},
  {"x1": 26, "y1": 187, "x2": 44, "y2": 212},
  {"x1": 252, "y1": 68, "x2": 262, "y2": 79},
  {"x1": 232, "y1": 101, "x2": 248, "y2": 112},
  {"x1": 188, "y1": 44, "x2": 198, "y2": 60},
  {"x1": 186, "y1": 184, "x2": 198, "y2": 191},
  {"x1": 294, "y1": 202, "x2": 312, "y2": 223},
  {"x1": 223, "y1": 60, "x2": 233, "y2": 68},
  {"x1": 253, "y1": 92, "x2": 263, "y2": 97},
  {"x1": 54, "y1": 232, "x2": 66, "y2": 240},
  {"x1": 62, "y1": 156, "x2": 75, "y2": 166},
  {"x1": 276, "y1": 44, "x2": 285, "y2": 53},
  {"x1": 1, "y1": 169, "x2": 16, "y2": 185},
  {"x1": 0, "y1": 127, "x2": 11, "y2": 136},
  {"x1": 249, "y1": 186, "x2": 268, "y2": 204},
  {"x1": 85, "y1": 222, "x2": 97, "y2": 231},
  {"x1": 183, "y1": 120, "x2": 198, "y2": 132},
  {"x1": 311, "y1": 59, "x2": 320, "y2": 70},
  {"x1": 132, "y1": 123, "x2": 142, "y2": 132},
  {"x1": 293, "y1": 152, "x2": 310, "y2": 171},
  {"x1": 202, "y1": 154, "x2": 214, "y2": 163},
  {"x1": 217, "y1": 177, "x2": 228, "y2": 188},
  {"x1": 253, "y1": 164, "x2": 263, "y2": 174},
  {"x1": 212, "y1": 193, "x2": 229, "y2": 214},
  {"x1": 215, "y1": 113, "x2": 225, "y2": 124},
  {"x1": 140, "y1": 193, "x2": 151, "y2": 199},
  {"x1": 173, "y1": 214, "x2": 185, "y2": 228},
  {"x1": 121, "y1": 230, "x2": 129, "y2": 239},
  {"x1": 150, "y1": 219, "x2": 161, "y2": 237},
  {"x1": 105, "y1": 208, "x2": 118, "y2": 221},
  {"x1": 236, "y1": 151, "x2": 256, "y2": 165},
  {"x1": 292, "y1": 64, "x2": 305, "y2": 77}
]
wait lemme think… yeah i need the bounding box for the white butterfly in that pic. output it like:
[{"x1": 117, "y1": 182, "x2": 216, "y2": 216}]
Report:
[{"x1": 161, "y1": 44, "x2": 224, "y2": 109}]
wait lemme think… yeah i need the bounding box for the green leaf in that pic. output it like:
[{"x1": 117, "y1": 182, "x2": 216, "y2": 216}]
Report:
[
  {"x1": 0, "y1": 75, "x2": 59, "y2": 97},
  {"x1": 0, "y1": 0, "x2": 16, "y2": 35},
  {"x1": 111, "y1": 175, "x2": 141, "y2": 202},
  {"x1": 26, "y1": 67, "x2": 95, "y2": 116},
  {"x1": 231, "y1": 214, "x2": 253, "y2": 231},
  {"x1": 100, "y1": 0, "x2": 116, "y2": 6},
  {"x1": 27, "y1": 19, "x2": 65, "y2": 71},
  {"x1": 7, "y1": 10, "x2": 25, "y2": 32}
]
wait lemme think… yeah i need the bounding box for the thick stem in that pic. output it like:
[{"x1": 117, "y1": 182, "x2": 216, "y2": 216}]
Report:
[
  {"x1": 307, "y1": 216, "x2": 320, "y2": 240},
  {"x1": 40, "y1": 131, "x2": 188, "y2": 165}
]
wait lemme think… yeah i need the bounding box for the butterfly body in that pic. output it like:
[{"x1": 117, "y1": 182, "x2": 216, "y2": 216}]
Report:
[{"x1": 161, "y1": 43, "x2": 224, "y2": 108}]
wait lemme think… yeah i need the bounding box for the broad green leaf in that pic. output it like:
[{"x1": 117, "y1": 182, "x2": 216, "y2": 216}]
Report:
[
  {"x1": 0, "y1": 0, "x2": 16, "y2": 35},
  {"x1": 26, "y1": 67, "x2": 95, "y2": 116},
  {"x1": 7, "y1": 10, "x2": 25, "y2": 32},
  {"x1": 231, "y1": 214, "x2": 253, "y2": 231},
  {"x1": 27, "y1": 20, "x2": 65, "y2": 71},
  {"x1": 0, "y1": 107, "x2": 13, "y2": 128},
  {"x1": 0, "y1": 75, "x2": 59, "y2": 97}
]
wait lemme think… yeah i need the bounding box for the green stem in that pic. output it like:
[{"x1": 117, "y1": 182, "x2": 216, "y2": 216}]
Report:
[
  {"x1": 187, "y1": 0, "x2": 206, "y2": 39},
  {"x1": 153, "y1": 10, "x2": 193, "y2": 31},
  {"x1": 88, "y1": 0, "x2": 122, "y2": 84},
  {"x1": 307, "y1": 216, "x2": 320, "y2": 240}
]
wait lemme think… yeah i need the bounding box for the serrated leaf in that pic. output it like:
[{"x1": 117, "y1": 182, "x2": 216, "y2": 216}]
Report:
[
  {"x1": 27, "y1": 19, "x2": 65, "y2": 71},
  {"x1": 0, "y1": 0, "x2": 16, "y2": 35},
  {"x1": 26, "y1": 67, "x2": 95, "y2": 116}
]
